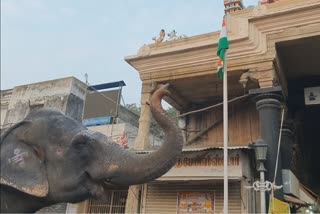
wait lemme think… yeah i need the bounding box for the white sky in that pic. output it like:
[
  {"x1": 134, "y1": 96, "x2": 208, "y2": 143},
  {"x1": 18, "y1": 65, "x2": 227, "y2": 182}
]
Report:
[{"x1": 1, "y1": 0, "x2": 259, "y2": 105}]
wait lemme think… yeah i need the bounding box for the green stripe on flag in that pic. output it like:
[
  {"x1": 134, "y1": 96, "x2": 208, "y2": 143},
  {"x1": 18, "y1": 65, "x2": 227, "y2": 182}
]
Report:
[
  {"x1": 216, "y1": 16, "x2": 229, "y2": 80},
  {"x1": 217, "y1": 37, "x2": 229, "y2": 58}
]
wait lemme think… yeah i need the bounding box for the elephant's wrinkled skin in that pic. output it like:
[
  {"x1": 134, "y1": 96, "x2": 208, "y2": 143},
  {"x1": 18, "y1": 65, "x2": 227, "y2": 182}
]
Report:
[{"x1": 0, "y1": 84, "x2": 183, "y2": 213}]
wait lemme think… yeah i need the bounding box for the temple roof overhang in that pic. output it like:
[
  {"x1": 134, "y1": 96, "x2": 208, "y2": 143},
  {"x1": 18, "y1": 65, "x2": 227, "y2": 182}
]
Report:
[{"x1": 125, "y1": 0, "x2": 320, "y2": 109}]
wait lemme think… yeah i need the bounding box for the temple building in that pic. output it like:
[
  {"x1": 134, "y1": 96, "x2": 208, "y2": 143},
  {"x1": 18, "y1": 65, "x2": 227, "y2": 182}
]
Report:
[{"x1": 124, "y1": 0, "x2": 320, "y2": 213}]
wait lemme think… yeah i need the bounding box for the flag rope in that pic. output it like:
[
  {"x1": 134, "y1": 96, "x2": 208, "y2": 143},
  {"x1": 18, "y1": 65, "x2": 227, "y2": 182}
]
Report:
[
  {"x1": 269, "y1": 107, "x2": 285, "y2": 213},
  {"x1": 273, "y1": 107, "x2": 285, "y2": 185}
]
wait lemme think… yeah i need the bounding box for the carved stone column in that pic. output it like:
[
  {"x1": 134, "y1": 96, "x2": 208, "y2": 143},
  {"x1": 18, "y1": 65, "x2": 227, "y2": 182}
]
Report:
[
  {"x1": 134, "y1": 83, "x2": 153, "y2": 150},
  {"x1": 239, "y1": 63, "x2": 279, "y2": 90},
  {"x1": 251, "y1": 87, "x2": 284, "y2": 200},
  {"x1": 280, "y1": 121, "x2": 294, "y2": 170},
  {"x1": 126, "y1": 83, "x2": 153, "y2": 213},
  {"x1": 125, "y1": 185, "x2": 141, "y2": 214}
]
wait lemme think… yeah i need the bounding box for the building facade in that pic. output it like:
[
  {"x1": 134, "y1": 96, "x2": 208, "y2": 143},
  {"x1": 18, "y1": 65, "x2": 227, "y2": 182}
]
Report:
[{"x1": 1, "y1": 77, "x2": 87, "y2": 127}]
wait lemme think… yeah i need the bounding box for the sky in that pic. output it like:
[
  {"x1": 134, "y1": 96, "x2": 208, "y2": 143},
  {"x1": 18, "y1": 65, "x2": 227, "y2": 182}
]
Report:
[{"x1": 1, "y1": 0, "x2": 259, "y2": 106}]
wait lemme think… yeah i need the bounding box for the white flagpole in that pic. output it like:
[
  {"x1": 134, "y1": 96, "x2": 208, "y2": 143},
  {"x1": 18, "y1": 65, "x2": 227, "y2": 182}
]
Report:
[
  {"x1": 223, "y1": 28, "x2": 229, "y2": 214},
  {"x1": 223, "y1": 51, "x2": 228, "y2": 214}
]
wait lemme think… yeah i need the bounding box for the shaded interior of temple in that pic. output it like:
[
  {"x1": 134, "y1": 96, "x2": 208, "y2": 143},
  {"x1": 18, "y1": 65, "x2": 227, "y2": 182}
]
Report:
[{"x1": 277, "y1": 35, "x2": 320, "y2": 193}]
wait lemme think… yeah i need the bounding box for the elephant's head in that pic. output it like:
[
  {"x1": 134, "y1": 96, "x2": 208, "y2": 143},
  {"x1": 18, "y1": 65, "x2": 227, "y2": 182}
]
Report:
[{"x1": 0, "y1": 84, "x2": 183, "y2": 213}]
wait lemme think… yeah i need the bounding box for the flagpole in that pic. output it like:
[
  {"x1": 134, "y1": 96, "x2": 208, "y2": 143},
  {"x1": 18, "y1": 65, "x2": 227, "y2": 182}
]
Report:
[
  {"x1": 223, "y1": 24, "x2": 229, "y2": 214},
  {"x1": 217, "y1": 12, "x2": 229, "y2": 214},
  {"x1": 223, "y1": 54, "x2": 228, "y2": 214}
]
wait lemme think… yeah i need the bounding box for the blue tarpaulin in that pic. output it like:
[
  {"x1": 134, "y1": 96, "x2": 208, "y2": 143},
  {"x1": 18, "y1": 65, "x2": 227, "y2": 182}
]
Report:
[
  {"x1": 88, "y1": 81, "x2": 126, "y2": 91},
  {"x1": 82, "y1": 117, "x2": 112, "y2": 127}
]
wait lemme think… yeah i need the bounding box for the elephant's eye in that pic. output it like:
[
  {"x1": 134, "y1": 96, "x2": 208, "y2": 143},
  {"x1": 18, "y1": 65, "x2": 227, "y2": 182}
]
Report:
[
  {"x1": 72, "y1": 141, "x2": 93, "y2": 159},
  {"x1": 73, "y1": 140, "x2": 90, "y2": 149},
  {"x1": 71, "y1": 132, "x2": 93, "y2": 149}
]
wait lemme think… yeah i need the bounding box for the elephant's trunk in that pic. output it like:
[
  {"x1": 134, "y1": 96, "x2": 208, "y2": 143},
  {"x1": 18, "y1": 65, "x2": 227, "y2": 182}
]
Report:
[{"x1": 105, "y1": 84, "x2": 183, "y2": 186}]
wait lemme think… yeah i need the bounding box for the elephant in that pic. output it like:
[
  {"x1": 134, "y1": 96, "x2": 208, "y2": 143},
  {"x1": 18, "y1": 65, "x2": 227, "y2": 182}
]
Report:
[{"x1": 0, "y1": 84, "x2": 183, "y2": 213}]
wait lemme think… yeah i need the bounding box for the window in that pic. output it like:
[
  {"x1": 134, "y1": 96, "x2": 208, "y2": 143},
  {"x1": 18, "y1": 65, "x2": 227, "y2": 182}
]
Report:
[{"x1": 87, "y1": 190, "x2": 128, "y2": 214}]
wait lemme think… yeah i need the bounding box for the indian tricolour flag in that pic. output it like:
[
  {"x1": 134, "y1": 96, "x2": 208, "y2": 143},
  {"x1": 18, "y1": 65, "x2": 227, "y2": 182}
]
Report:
[{"x1": 217, "y1": 16, "x2": 229, "y2": 79}]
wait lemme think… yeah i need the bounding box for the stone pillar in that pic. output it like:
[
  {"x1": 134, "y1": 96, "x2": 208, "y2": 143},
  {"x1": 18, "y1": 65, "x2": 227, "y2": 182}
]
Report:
[
  {"x1": 126, "y1": 83, "x2": 153, "y2": 213},
  {"x1": 251, "y1": 87, "x2": 284, "y2": 200},
  {"x1": 134, "y1": 83, "x2": 153, "y2": 150},
  {"x1": 280, "y1": 121, "x2": 294, "y2": 170},
  {"x1": 125, "y1": 185, "x2": 141, "y2": 214}
]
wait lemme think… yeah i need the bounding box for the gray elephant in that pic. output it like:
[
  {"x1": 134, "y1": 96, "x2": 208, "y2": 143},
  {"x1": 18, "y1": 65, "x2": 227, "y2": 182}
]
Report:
[{"x1": 0, "y1": 84, "x2": 183, "y2": 213}]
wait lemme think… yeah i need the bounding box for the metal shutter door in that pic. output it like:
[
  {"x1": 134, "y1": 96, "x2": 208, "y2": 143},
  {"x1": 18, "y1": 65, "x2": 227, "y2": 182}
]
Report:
[{"x1": 144, "y1": 181, "x2": 241, "y2": 214}]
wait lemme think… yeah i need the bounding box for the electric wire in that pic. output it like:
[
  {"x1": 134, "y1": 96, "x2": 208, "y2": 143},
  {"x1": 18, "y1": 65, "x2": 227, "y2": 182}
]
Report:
[
  {"x1": 176, "y1": 94, "x2": 249, "y2": 118},
  {"x1": 273, "y1": 107, "x2": 285, "y2": 185}
]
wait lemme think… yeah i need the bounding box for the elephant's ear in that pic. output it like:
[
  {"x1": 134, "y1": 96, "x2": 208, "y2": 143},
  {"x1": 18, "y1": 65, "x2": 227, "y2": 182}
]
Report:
[{"x1": 0, "y1": 121, "x2": 49, "y2": 197}]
